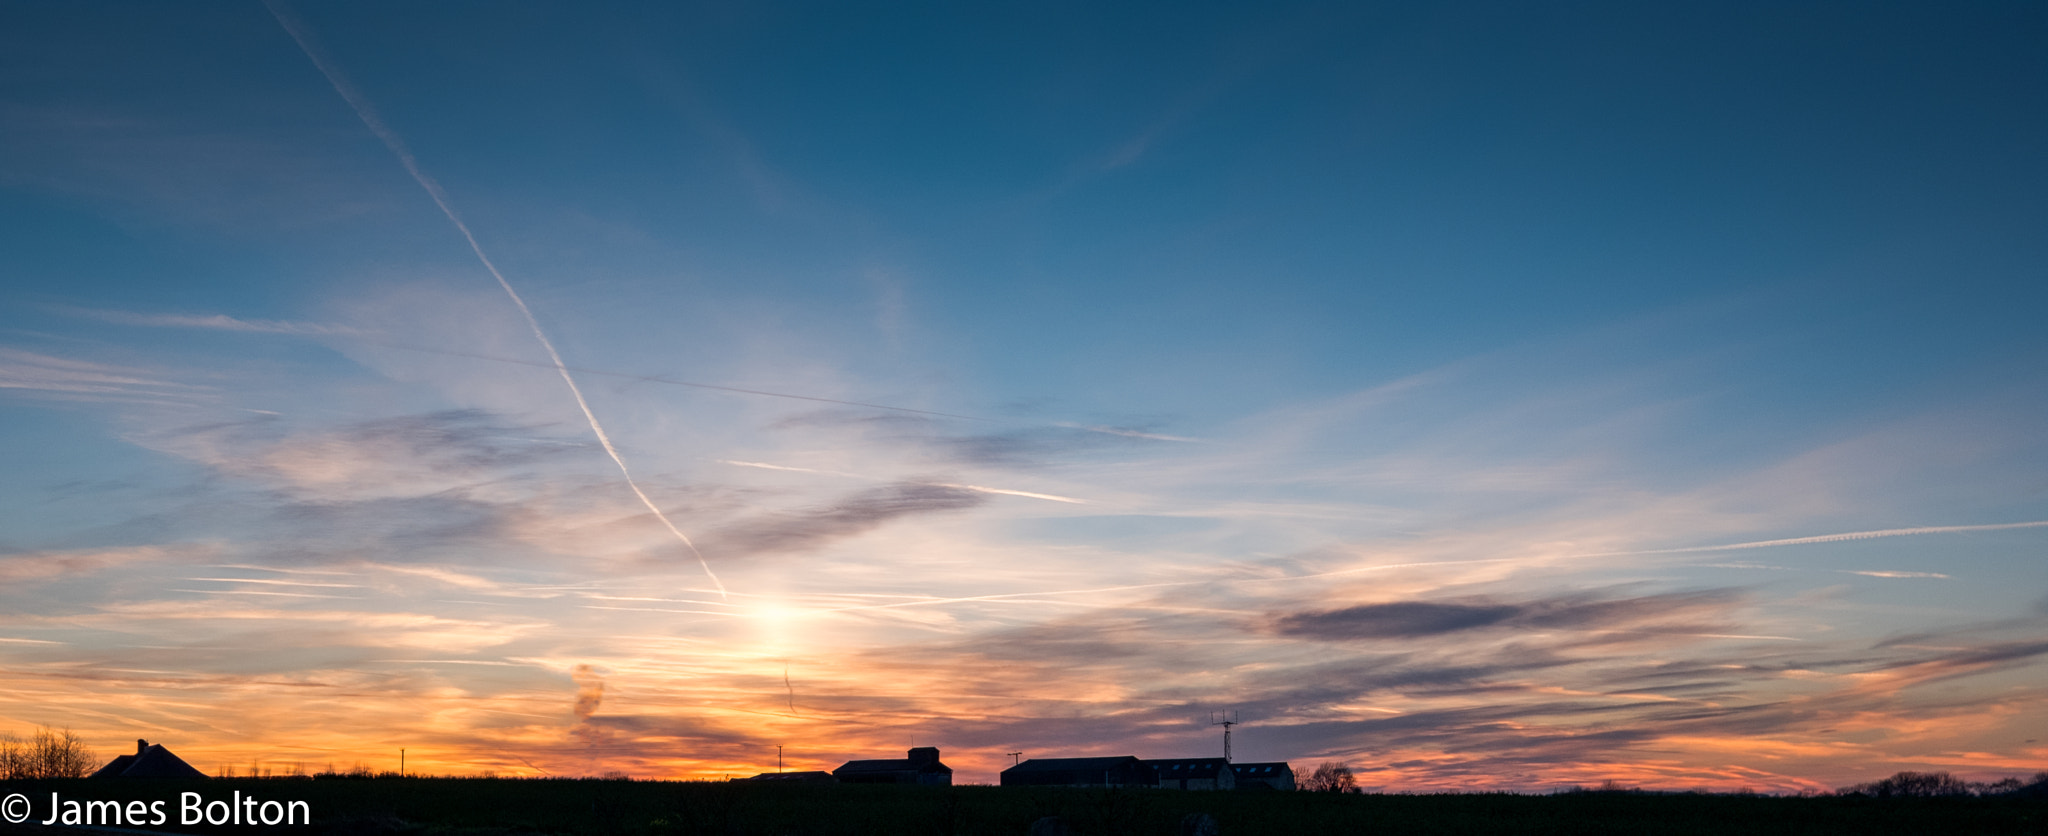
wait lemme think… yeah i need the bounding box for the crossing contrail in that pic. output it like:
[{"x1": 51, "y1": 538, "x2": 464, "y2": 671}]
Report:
[{"x1": 265, "y1": 0, "x2": 725, "y2": 597}]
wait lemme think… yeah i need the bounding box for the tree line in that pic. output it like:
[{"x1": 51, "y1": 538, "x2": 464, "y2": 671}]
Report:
[
  {"x1": 0, "y1": 726, "x2": 97, "y2": 779},
  {"x1": 1298, "y1": 761, "x2": 2048, "y2": 797},
  {"x1": 1837, "y1": 770, "x2": 2048, "y2": 798}
]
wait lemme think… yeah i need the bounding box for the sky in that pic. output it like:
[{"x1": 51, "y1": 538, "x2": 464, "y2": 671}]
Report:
[{"x1": 1, "y1": 1, "x2": 2044, "y2": 792}]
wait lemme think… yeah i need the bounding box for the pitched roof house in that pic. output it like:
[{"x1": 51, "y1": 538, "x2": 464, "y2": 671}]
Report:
[
  {"x1": 999, "y1": 756, "x2": 1150, "y2": 787},
  {"x1": 90, "y1": 740, "x2": 208, "y2": 779},
  {"x1": 831, "y1": 747, "x2": 952, "y2": 785}
]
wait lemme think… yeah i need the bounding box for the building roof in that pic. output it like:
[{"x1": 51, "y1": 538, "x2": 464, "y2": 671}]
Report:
[
  {"x1": 1003, "y1": 756, "x2": 1142, "y2": 773},
  {"x1": 88, "y1": 755, "x2": 136, "y2": 779},
  {"x1": 91, "y1": 740, "x2": 207, "y2": 779},
  {"x1": 833, "y1": 747, "x2": 951, "y2": 775},
  {"x1": 835, "y1": 758, "x2": 950, "y2": 774},
  {"x1": 740, "y1": 771, "x2": 837, "y2": 783},
  {"x1": 1141, "y1": 758, "x2": 1232, "y2": 779}
]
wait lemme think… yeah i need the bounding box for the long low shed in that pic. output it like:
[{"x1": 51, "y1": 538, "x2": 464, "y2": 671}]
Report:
[
  {"x1": 1000, "y1": 756, "x2": 1258, "y2": 790},
  {"x1": 999, "y1": 756, "x2": 1151, "y2": 787}
]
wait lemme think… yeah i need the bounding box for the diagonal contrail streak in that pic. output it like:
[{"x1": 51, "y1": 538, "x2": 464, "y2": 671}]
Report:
[
  {"x1": 265, "y1": 0, "x2": 725, "y2": 596},
  {"x1": 1586, "y1": 520, "x2": 2048, "y2": 557}
]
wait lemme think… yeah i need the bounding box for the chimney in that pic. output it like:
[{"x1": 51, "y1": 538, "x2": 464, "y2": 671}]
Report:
[{"x1": 137, "y1": 739, "x2": 148, "y2": 756}]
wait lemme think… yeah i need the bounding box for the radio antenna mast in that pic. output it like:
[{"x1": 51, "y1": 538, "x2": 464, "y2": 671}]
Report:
[{"x1": 1210, "y1": 711, "x2": 1239, "y2": 762}]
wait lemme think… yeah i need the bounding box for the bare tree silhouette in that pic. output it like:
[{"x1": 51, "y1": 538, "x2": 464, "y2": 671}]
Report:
[
  {"x1": 1302, "y1": 762, "x2": 1358, "y2": 793},
  {"x1": 0, "y1": 726, "x2": 97, "y2": 779}
]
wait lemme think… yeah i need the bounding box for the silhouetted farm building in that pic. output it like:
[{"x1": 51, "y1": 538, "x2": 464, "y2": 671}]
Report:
[
  {"x1": 1001, "y1": 756, "x2": 1242, "y2": 789},
  {"x1": 832, "y1": 747, "x2": 952, "y2": 785},
  {"x1": 1000, "y1": 756, "x2": 1151, "y2": 787},
  {"x1": 91, "y1": 740, "x2": 207, "y2": 779},
  {"x1": 1146, "y1": 758, "x2": 1235, "y2": 790},
  {"x1": 1230, "y1": 761, "x2": 1295, "y2": 790},
  {"x1": 738, "y1": 770, "x2": 837, "y2": 783}
]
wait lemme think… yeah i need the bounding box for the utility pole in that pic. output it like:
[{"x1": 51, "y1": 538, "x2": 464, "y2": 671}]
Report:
[
  {"x1": 400, "y1": 749, "x2": 405, "y2": 776},
  {"x1": 1210, "y1": 711, "x2": 1238, "y2": 762},
  {"x1": 1007, "y1": 752, "x2": 1023, "y2": 766},
  {"x1": 777, "y1": 745, "x2": 784, "y2": 773}
]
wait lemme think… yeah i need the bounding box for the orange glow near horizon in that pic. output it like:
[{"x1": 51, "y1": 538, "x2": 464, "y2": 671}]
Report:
[{"x1": 8, "y1": 539, "x2": 2047, "y2": 792}]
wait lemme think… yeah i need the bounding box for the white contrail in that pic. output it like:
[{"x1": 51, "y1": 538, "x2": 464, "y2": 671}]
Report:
[
  {"x1": 807, "y1": 580, "x2": 1203, "y2": 614},
  {"x1": 1841, "y1": 570, "x2": 1950, "y2": 579},
  {"x1": 182, "y1": 577, "x2": 367, "y2": 589},
  {"x1": 265, "y1": 1, "x2": 725, "y2": 597},
  {"x1": 715, "y1": 459, "x2": 862, "y2": 478},
  {"x1": 1592, "y1": 520, "x2": 2048, "y2": 557},
  {"x1": 929, "y1": 483, "x2": 1085, "y2": 504},
  {"x1": 1054, "y1": 422, "x2": 1202, "y2": 442},
  {"x1": 716, "y1": 460, "x2": 1087, "y2": 503}
]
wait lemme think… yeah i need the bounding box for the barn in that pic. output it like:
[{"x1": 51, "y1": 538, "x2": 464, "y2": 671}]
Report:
[
  {"x1": 1141, "y1": 757, "x2": 1235, "y2": 790},
  {"x1": 1230, "y1": 762, "x2": 1295, "y2": 790},
  {"x1": 831, "y1": 747, "x2": 952, "y2": 785},
  {"x1": 1000, "y1": 756, "x2": 1149, "y2": 787}
]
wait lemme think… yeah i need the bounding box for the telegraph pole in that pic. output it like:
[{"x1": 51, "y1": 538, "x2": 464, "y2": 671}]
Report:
[
  {"x1": 777, "y1": 745, "x2": 784, "y2": 773},
  {"x1": 1007, "y1": 751, "x2": 1023, "y2": 766}
]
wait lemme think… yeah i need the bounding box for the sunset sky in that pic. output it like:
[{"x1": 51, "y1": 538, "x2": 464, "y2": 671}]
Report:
[{"x1": 2, "y1": 1, "x2": 2045, "y2": 791}]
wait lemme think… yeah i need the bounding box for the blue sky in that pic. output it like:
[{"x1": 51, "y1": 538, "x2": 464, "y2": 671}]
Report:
[{"x1": 1, "y1": 1, "x2": 2045, "y2": 789}]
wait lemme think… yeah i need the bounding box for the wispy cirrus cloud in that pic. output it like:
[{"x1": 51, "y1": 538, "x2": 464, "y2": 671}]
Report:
[
  {"x1": 0, "y1": 347, "x2": 210, "y2": 400},
  {"x1": 58, "y1": 306, "x2": 364, "y2": 336},
  {"x1": 0, "y1": 544, "x2": 209, "y2": 585},
  {"x1": 138, "y1": 410, "x2": 587, "y2": 500},
  {"x1": 701, "y1": 482, "x2": 987, "y2": 559},
  {"x1": 716, "y1": 459, "x2": 1085, "y2": 505}
]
